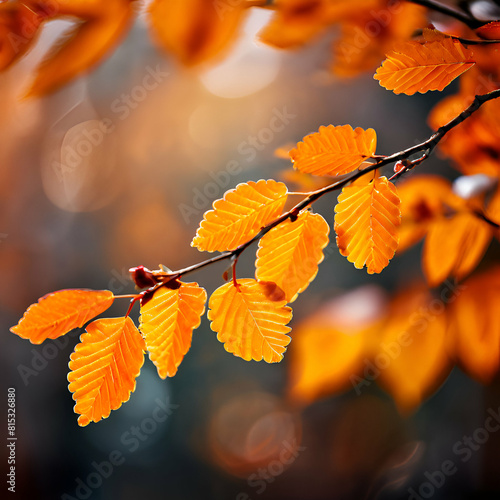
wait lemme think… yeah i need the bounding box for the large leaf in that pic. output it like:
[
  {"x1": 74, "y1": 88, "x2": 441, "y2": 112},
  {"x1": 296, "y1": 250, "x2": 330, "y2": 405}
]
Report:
[
  {"x1": 148, "y1": 0, "x2": 248, "y2": 65},
  {"x1": 255, "y1": 211, "x2": 330, "y2": 302},
  {"x1": 68, "y1": 317, "x2": 145, "y2": 426},
  {"x1": 139, "y1": 282, "x2": 207, "y2": 378},
  {"x1": 10, "y1": 289, "x2": 114, "y2": 344},
  {"x1": 374, "y1": 38, "x2": 475, "y2": 95},
  {"x1": 192, "y1": 179, "x2": 288, "y2": 252},
  {"x1": 289, "y1": 125, "x2": 377, "y2": 176},
  {"x1": 334, "y1": 175, "x2": 401, "y2": 274},
  {"x1": 207, "y1": 279, "x2": 292, "y2": 363},
  {"x1": 27, "y1": 0, "x2": 135, "y2": 96},
  {"x1": 423, "y1": 212, "x2": 492, "y2": 287}
]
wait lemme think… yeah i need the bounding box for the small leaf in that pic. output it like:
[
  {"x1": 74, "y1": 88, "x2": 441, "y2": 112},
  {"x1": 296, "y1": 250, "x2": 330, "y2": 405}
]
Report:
[
  {"x1": 192, "y1": 179, "x2": 288, "y2": 252},
  {"x1": 208, "y1": 279, "x2": 292, "y2": 363},
  {"x1": 374, "y1": 38, "x2": 475, "y2": 95},
  {"x1": 334, "y1": 175, "x2": 401, "y2": 274},
  {"x1": 476, "y1": 21, "x2": 500, "y2": 40},
  {"x1": 68, "y1": 317, "x2": 145, "y2": 426},
  {"x1": 10, "y1": 289, "x2": 114, "y2": 344},
  {"x1": 139, "y1": 282, "x2": 207, "y2": 378},
  {"x1": 290, "y1": 125, "x2": 377, "y2": 176},
  {"x1": 256, "y1": 211, "x2": 330, "y2": 302}
]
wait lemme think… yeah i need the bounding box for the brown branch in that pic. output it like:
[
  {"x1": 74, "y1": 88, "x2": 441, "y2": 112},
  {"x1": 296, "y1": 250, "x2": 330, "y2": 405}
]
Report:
[
  {"x1": 408, "y1": 0, "x2": 486, "y2": 29},
  {"x1": 134, "y1": 89, "x2": 500, "y2": 288}
]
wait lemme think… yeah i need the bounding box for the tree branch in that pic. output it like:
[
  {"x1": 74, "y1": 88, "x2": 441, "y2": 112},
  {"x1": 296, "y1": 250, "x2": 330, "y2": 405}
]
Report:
[
  {"x1": 132, "y1": 89, "x2": 500, "y2": 289},
  {"x1": 408, "y1": 0, "x2": 486, "y2": 29}
]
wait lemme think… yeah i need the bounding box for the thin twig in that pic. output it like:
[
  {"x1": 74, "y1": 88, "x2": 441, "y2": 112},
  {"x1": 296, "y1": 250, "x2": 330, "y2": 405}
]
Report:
[{"x1": 408, "y1": 0, "x2": 485, "y2": 29}]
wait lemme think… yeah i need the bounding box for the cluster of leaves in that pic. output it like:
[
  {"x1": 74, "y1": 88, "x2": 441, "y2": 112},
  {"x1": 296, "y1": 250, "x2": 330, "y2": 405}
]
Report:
[{"x1": 9, "y1": 1, "x2": 500, "y2": 426}]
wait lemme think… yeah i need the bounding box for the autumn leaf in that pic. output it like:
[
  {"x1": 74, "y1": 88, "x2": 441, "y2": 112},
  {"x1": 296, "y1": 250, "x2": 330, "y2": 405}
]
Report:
[
  {"x1": 68, "y1": 316, "x2": 145, "y2": 426},
  {"x1": 476, "y1": 21, "x2": 500, "y2": 40},
  {"x1": 374, "y1": 38, "x2": 475, "y2": 95},
  {"x1": 27, "y1": 0, "x2": 135, "y2": 96},
  {"x1": 377, "y1": 287, "x2": 453, "y2": 413},
  {"x1": 192, "y1": 180, "x2": 288, "y2": 252},
  {"x1": 290, "y1": 125, "x2": 377, "y2": 176},
  {"x1": 208, "y1": 279, "x2": 292, "y2": 363},
  {"x1": 449, "y1": 269, "x2": 500, "y2": 383},
  {"x1": 255, "y1": 211, "x2": 330, "y2": 302},
  {"x1": 10, "y1": 289, "x2": 114, "y2": 344},
  {"x1": 334, "y1": 175, "x2": 401, "y2": 274},
  {"x1": 139, "y1": 282, "x2": 207, "y2": 378},
  {"x1": 423, "y1": 212, "x2": 492, "y2": 287},
  {"x1": 148, "y1": 0, "x2": 249, "y2": 66}
]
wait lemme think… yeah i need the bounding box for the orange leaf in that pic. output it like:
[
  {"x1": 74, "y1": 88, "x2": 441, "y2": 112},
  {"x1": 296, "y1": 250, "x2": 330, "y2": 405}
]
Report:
[
  {"x1": 334, "y1": 175, "x2": 401, "y2": 274},
  {"x1": 449, "y1": 269, "x2": 500, "y2": 383},
  {"x1": 68, "y1": 316, "x2": 145, "y2": 426},
  {"x1": 377, "y1": 287, "x2": 453, "y2": 413},
  {"x1": 191, "y1": 180, "x2": 288, "y2": 252},
  {"x1": 10, "y1": 289, "x2": 114, "y2": 344},
  {"x1": 290, "y1": 125, "x2": 377, "y2": 176},
  {"x1": 374, "y1": 38, "x2": 475, "y2": 95},
  {"x1": 148, "y1": 0, "x2": 248, "y2": 66},
  {"x1": 255, "y1": 211, "x2": 330, "y2": 302},
  {"x1": 139, "y1": 282, "x2": 207, "y2": 378},
  {"x1": 423, "y1": 212, "x2": 492, "y2": 286},
  {"x1": 27, "y1": 0, "x2": 134, "y2": 96},
  {"x1": 208, "y1": 279, "x2": 292, "y2": 363},
  {"x1": 476, "y1": 21, "x2": 500, "y2": 40}
]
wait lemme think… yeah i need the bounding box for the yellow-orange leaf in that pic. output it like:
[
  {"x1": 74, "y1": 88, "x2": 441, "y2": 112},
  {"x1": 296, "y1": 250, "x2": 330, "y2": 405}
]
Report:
[
  {"x1": 139, "y1": 282, "x2": 207, "y2": 378},
  {"x1": 68, "y1": 316, "x2": 145, "y2": 426},
  {"x1": 148, "y1": 0, "x2": 248, "y2": 66},
  {"x1": 10, "y1": 289, "x2": 114, "y2": 344},
  {"x1": 192, "y1": 180, "x2": 288, "y2": 252},
  {"x1": 377, "y1": 288, "x2": 452, "y2": 413},
  {"x1": 290, "y1": 125, "x2": 377, "y2": 176},
  {"x1": 334, "y1": 175, "x2": 401, "y2": 274},
  {"x1": 374, "y1": 38, "x2": 475, "y2": 95},
  {"x1": 423, "y1": 213, "x2": 492, "y2": 287},
  {"x1": 207, "y1": 279, "x2": 292, "y2": 363},
  {"x1": 255, "y1": 211, "x2": 330, "y2": 302},
  {"x1": 449, "y1": 269, "x2": 500, "y2": 383},
  {"x1": 28, "y1": 0, "x2": 134, "y2": 96}
]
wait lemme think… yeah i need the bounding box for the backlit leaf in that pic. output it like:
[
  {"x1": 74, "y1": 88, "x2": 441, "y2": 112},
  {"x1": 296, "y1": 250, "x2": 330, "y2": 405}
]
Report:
[
  {"x1": 139, "y1": 282, "x2": 207, "y2": 378},
  {"x1": 374, "y1": 38, "x2": 475, "y2": 95},
  {"x1": 290, "y1": 125, "x2": 377, "y2": 176},
  {"x1": 10, "y1": 289, "x2": 114, "y2": 344},
  {"x1": 334, "y1": 175, "x2": 401, "y2": 274},
  {"x1": 68, "y1": 317, "x2": 145, "y2": 426},
  {"x1": 256, "y1": 211, "x2": 330, "y2": 302},
  {"x1": 208, "y1": 279, "x2": 292, "y2": 363},
  {"x1": 423, "y1": 212, "x2": 492, "y2": 286},
  {"x1": 192, "y1": 180, "x2": 288, "y2": 252}
]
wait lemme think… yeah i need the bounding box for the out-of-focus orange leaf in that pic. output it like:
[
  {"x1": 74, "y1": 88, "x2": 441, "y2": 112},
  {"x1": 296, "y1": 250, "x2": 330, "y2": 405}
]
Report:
[
  {"x1": 449, "y1": 268, "x2": 500, "y2": 383},
  {"x1": 335, "y1": 175, "x2": 401, "y2": 274},
  {"x1": 255, "y1": 211, "x2": 329, "y2": 302},
  {"x1": 290, "y1": 125, "x2": 377, "y2": 176},
  {"x1": 332, "y1": 2, "x2": 426, "y2": 77},
  {"x1": 139, "y1": 282, "x2": 207, "y2": 378},
  {"x1": 423, "y1": 212, "x2": 492, "y2": 287},
  {"x1": 208, "y1": 279, "x2": 292, "y2": 363},
  {"x1": 486, "y1": 184, "x2": 500, "y2": 225},
  {"x1": 396, "y1": 175, "x2": 458, "y2": 252},
  {"x1": 10, "y1": 289, "x2": 114, "y2": 344},
  {"x1": 68, "y1": 316, "x2": 145, "y2": 426},
  {"x1": 191, "y1": 180, "x2": 288, "y2": 252},
  {"x1": 27, "y1": 0, "x2": 135, "y2": 96},
  {"x1": 476, "y1": 21, "x2": 500, "y2": 40},
  {"x1": 148, "y1": 0, "x2": 249, "y2": 66},
  {"x1": 289, "y1": 286, "x2": 387, "y2": 403},
  {"x1": 377, "y1": 287, "x2": 453, "y2": 413},
  {"x1": 374, "y1": 38, "x2": 475, "y2": 95}
]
